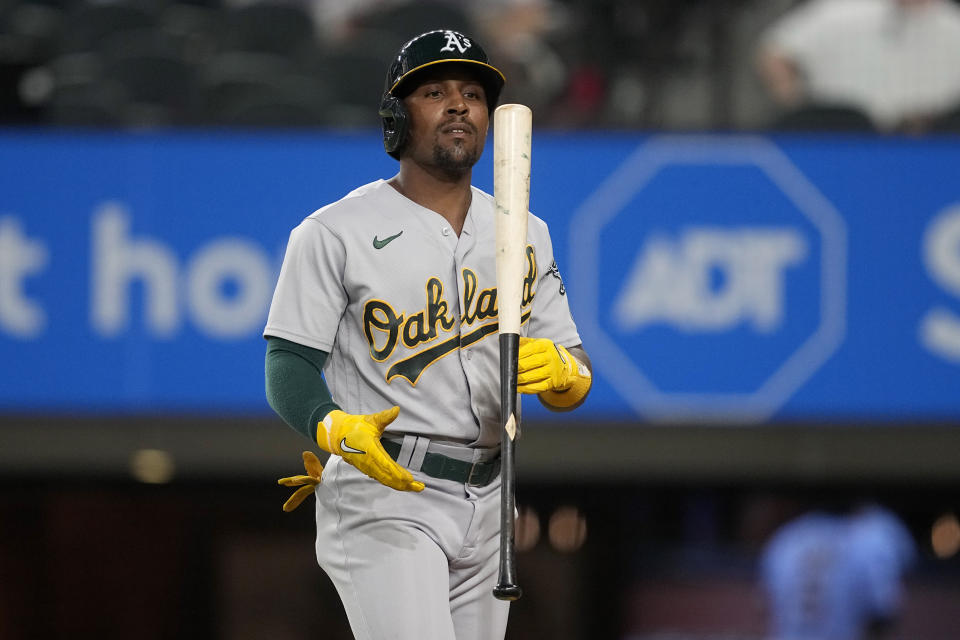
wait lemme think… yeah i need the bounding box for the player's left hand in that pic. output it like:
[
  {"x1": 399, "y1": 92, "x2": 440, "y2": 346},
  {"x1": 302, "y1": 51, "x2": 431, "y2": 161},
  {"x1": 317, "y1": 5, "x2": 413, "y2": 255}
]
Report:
[
  {"x1": 517, "y1": 337, "x2": 592, "y2": 408},
  {"x1": 517, "y1": 337, "x2": 580, "y2": 393},
  {"x1": 278, "y1": 450, "x2": 325, "y2": 512}
]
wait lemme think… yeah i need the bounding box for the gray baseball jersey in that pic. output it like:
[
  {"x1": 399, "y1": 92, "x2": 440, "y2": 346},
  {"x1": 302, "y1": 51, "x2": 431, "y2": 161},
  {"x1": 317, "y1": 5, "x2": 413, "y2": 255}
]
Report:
[{"x1": 264, "y1": 178, "x2": 580, "y2": 447}]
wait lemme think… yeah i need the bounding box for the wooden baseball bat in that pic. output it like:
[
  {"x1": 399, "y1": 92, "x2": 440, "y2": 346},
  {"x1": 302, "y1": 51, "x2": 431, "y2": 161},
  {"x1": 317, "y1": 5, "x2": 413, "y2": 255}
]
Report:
[{"x1": 492, "y1": 103, "x2": 531, "y2": 602}]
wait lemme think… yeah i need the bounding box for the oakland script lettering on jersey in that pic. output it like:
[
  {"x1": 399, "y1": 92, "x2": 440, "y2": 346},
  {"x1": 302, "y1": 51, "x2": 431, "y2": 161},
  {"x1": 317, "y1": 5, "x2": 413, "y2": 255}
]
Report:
[{"x1": 364, "y1": 245, "x2": 537, "y2": 385}]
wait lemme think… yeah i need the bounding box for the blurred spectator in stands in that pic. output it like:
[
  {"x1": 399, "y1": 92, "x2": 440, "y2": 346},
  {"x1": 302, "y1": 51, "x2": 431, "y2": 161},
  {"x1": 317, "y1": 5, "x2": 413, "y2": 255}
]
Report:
[
  {"x1": 757, "y1": 0, "x2": 960, "y2": 133},
  {"x1": 759, "y1": 502, "x2": 916, "y2": 640},
  {"x1": 295, "y1": 0, "x2": 415, "y2": 43},
  {"x1": 301, "y1": 0, "x2": 568, "y2": 114},
  {"x1": 470, "y1": 0, "x2": 569, "y2": 114}
]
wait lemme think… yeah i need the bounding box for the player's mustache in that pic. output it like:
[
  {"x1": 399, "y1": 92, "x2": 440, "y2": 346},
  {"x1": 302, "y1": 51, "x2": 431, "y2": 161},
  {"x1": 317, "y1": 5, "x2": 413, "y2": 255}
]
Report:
[{"x1": 439, "y1": 118, "x2": 477, "y2": 135}]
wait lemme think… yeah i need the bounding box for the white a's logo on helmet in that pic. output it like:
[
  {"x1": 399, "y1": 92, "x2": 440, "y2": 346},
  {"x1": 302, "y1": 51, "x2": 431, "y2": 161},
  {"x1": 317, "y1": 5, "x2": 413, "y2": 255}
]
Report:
[{"x1": 440, "y1": 30, "x2": 471, "y2": 54}]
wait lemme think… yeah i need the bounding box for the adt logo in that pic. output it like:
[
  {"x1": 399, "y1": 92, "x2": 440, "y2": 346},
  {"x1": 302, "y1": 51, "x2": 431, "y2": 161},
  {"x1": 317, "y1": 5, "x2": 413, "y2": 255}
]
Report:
[{"x1": 569, "y1": 136, "x2": 846, "y2": 423}]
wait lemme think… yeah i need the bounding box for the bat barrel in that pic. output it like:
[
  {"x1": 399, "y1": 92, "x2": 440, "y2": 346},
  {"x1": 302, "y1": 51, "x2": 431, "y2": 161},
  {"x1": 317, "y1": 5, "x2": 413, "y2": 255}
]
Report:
[{"x1": 493, "y1": 103, "x2": 532, "y2": 336}]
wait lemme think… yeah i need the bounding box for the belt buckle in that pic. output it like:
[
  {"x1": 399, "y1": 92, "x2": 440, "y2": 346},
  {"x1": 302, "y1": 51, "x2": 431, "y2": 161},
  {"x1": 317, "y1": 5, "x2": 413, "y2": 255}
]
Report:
[{"x1": 466, "y1": 460, "x2": 487, "y2": 486}]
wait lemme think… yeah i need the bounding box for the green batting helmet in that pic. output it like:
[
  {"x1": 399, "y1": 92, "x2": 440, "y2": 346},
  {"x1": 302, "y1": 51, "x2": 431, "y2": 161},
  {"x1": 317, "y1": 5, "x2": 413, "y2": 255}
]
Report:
[{"x1": 378, "y1": 29, "x2": 506, "y2": 158}]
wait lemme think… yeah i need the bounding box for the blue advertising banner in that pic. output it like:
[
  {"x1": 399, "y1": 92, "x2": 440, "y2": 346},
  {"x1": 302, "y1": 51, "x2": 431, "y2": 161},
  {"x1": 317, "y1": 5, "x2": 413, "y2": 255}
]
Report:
[{"x1": 1, "y1": 130, "x2": 958, "y2": 423}]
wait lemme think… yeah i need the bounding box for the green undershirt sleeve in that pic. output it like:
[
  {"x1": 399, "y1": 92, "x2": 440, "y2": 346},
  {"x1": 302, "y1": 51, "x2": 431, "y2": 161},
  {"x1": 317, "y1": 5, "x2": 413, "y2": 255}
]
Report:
[{"x1": 264, "y1": 336, "x2": 341, "y2": 443}]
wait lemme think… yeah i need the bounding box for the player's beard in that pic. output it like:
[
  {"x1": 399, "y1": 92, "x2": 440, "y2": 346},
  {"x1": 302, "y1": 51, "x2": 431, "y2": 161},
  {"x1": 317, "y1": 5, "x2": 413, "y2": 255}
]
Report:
[{"x1": 432, "y1": 138, "x2": 480, "y2": 176}]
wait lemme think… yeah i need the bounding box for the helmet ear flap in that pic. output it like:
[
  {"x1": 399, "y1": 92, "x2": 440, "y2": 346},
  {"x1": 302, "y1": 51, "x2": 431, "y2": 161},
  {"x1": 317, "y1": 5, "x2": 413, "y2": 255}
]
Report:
[{"x1": 379, "y1": 92, "x2": 408, "y2": 159}]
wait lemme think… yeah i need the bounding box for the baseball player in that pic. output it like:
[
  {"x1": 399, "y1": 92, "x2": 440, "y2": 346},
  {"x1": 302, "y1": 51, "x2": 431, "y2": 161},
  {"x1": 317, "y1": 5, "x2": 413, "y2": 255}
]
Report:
[
  {"x1": 264, "y1": 29, "x2": 592, "y2": 640},
  {"x1": 760, "y1": 503, "x2": 916, "y2": 640}
]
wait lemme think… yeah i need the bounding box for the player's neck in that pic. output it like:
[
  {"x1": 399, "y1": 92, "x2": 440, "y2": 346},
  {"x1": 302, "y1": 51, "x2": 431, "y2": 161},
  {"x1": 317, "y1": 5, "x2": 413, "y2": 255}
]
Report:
[{"x1": 388, "y1": 168, "x2": 472, "y2": 235}]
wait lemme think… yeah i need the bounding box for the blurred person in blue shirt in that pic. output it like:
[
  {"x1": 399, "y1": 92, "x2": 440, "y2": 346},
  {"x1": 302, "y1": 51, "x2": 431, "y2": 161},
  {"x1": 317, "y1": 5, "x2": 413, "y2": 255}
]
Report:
[{"x1": 759, "y1": 502, "x2": 916, "y2": 640}]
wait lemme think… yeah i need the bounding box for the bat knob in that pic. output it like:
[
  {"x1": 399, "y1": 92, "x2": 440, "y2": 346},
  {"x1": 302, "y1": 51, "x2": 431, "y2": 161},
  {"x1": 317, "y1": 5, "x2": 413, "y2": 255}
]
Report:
[{"x1": 492, "y1": 583, "x2": 523, "y2": 601}]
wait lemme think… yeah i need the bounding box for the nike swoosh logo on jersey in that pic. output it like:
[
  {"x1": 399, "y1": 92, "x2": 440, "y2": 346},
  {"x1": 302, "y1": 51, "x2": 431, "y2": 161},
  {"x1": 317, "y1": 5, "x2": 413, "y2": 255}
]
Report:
[
  {"x1": 339, "y1": 438, "x2": 366, "y2": 455},
  {"x1": 373, "y1": 231, "x2": 403, "y2": 249}
]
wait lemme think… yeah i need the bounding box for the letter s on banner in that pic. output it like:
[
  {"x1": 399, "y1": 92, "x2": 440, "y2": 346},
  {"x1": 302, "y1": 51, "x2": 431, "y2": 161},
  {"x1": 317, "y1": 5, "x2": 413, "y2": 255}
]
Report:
[{"x1": 920, "y1": 203, "x2": 960, "y2": 363}]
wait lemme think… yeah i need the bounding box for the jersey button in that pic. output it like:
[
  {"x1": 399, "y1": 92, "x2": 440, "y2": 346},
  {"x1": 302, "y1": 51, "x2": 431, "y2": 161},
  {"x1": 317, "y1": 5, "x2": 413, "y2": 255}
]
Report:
[{"x1": 441, "y1": 227, "x2": 451, "y2": 236}]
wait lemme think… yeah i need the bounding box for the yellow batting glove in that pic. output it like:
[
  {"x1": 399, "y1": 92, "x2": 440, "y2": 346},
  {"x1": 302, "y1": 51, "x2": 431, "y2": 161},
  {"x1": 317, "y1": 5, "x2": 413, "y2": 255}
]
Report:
[
  {"x1": 317, "y1": 407, "x2": 425, "y2": 492},
  {"x1": 517, "y1": 337, "x2": 592, "y2": 408},
  {"x1": 278, "y1": 450, "x2": 325, "y2": 512}
]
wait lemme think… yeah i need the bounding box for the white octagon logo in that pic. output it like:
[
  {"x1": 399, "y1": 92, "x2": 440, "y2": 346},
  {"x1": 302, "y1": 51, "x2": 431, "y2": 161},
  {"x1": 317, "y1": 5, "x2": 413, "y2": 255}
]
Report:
[{"x1": 568, "y1": 136, "x2": 847, "y2": 423}]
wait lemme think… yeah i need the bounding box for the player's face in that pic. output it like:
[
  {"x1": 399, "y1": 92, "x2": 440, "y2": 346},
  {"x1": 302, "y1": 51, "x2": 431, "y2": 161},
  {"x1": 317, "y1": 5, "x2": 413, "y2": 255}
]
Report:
[{"x1": 402, "y1": 69, "x2": 490, "y2": 174}]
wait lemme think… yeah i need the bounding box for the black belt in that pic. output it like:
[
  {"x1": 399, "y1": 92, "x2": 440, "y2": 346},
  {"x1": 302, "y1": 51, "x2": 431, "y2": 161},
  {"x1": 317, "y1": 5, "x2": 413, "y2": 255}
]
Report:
[{"x1": 381, "y1": 439, "x2": 500, "y2": 487}]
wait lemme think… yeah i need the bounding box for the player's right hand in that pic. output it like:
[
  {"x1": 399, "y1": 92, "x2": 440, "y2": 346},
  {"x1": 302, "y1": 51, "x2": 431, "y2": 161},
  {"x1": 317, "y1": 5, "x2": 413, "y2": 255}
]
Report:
[{"x1": 317, "y1": 407, "x2": 425, "y2": 492}]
